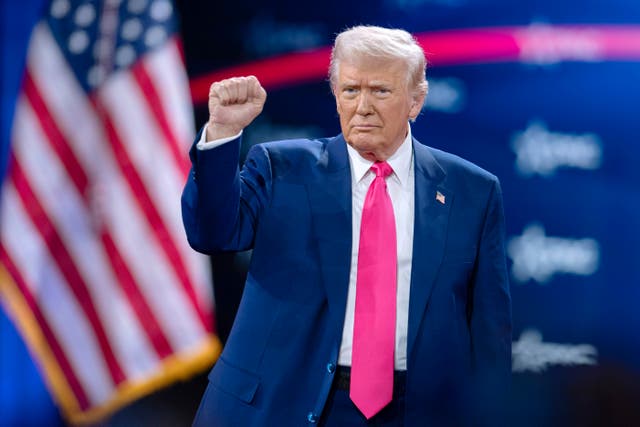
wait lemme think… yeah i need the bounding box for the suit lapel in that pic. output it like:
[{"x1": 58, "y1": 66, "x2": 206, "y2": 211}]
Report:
[
  {"x1": 307, "y1": 135, "x2": 353, "y2": 342},
  {"x1": 407, "y1": 139, "x2": 452, "y2": 361}
]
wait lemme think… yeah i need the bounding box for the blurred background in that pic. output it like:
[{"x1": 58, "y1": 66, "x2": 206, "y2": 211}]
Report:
[{"x1": 2, "y1": 0, "x2": 640, "y2": 426}]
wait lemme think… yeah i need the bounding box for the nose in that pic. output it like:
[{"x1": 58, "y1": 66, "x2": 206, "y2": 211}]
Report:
[{"x1": 356, "y1": 92, "x2": 373, "y2": 115}]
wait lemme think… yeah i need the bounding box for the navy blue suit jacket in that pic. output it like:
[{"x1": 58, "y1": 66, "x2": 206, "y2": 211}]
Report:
[{"x1": 182, "y1": 133, "x2": 512, "y2": 426}]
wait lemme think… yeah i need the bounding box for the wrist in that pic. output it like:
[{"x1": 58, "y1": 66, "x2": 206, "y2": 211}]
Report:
[{"x1": 205, "y1": 121, "x2": 243, "y2": 141}]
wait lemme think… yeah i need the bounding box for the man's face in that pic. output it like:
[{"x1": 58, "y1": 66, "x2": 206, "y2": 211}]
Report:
[{"x1": 335, "y1": 57, "x2": 425, "y2": 162}]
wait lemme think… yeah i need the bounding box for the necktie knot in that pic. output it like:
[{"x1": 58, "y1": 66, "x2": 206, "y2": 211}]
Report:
[{"x1": 371, "y1": 161, "x2": 393, "y2": 179}]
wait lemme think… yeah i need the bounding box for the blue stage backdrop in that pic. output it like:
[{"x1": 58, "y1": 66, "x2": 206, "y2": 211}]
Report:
[{"x1": 2, "y1": 0, "x2": 639, "y2": 425}]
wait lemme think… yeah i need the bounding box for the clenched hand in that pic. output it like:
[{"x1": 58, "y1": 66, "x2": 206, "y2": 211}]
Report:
[{"x1": 206, "y1": 76, "x2": 267, "y2": 140}]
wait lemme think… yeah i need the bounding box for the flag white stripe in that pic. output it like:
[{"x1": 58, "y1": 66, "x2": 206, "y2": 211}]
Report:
[
  {"x1": 100, "y1": 71, "x2": 212, "y2": 315},
  {"x1": 98, "y1": 76, "x2": 208, "y2": 349},
  {"x1": 98, "y1": 72, "x2": 212, "y2": 319},
  {"x1": 141, "y1": 45, "x2": 213, "y2": 311},
  {"x1": 27, "y1": 24, "x2": 106, "y2": 182},
  {"x1": 100, "y1": 164, "x2": 205, "y2": 349},
  {"x1": 144, "y1": 39, "x2": 196, "y2": 156},
  {"x1": 98, "y1": 72, "x2": 188, "y2": 252},
  {"x1": 12, "y1": 100, "x2": 160, "y2": 380},
  {"x1": 0, "y1": 186, "x2": 113, "y2": 406}
]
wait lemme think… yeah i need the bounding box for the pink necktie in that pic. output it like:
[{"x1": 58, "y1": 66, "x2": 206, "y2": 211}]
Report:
[{"x1": 350, "y1": 161, "x2": 397, "y2": 419}]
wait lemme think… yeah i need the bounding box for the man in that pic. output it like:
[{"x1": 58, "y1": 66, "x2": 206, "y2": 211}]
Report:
[{"x1": 182, "y1": 26, "x2": 511, "y2": 426}]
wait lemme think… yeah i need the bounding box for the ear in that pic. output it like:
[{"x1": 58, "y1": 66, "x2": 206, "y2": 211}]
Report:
[
  {"x1": 408, "y1": 93, "x2": 425, "y2": 120},
  {"x1": 409, "y1": 83, "x2": 428, "y2": 120}
]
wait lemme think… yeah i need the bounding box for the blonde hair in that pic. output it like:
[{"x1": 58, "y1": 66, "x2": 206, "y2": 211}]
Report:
[{"x1": 329, "y1": 25, "x2": 428, "y2": 97}]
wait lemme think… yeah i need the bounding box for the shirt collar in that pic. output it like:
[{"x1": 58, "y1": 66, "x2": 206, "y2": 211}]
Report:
[{"x1": 346, "y1": 124, "x2": 413, "y2": 186}]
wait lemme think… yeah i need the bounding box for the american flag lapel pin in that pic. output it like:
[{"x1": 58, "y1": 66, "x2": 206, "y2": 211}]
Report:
[{"x1": 436, "y1": 191, "x2": 445, "y2": 205}]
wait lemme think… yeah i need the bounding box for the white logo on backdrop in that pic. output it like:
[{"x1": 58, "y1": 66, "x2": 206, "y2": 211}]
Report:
[
  {"x1": 244, "y1": 18, "x2": 325, "y2": 56},
  {"x1": 508, "y1": 223, "x2": 600, "y2": 283},
  {"x1": 423, "y1": 77, "x2": 467, "y2": 113},
  {"x1": 516, "y1": 23, "x2": 603, "y2": 65},
  {"x1": 511, "y1": 121, "x2": 603, "y2": 177},
  {"x1": 512, "y1": 329, "x2": 598, "y2": 372}
]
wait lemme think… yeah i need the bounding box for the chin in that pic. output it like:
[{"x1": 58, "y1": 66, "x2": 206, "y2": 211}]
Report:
[
  {"x1": 349, "y1": 135, "x2": 376, "y2": 148},
  {"x1": 348, "y1": 141, "x2": 371, "y2": 154}
]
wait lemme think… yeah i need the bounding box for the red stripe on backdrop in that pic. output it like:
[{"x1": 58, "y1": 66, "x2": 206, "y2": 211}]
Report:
[
  {"x1": 24, "y1": 71, "x2": 175, "y2": 360},
  {"x1": 416, "y1": 27, "x2": 520, "y2": 66},
  {"x1": 10, "y1": 156, "x2": 126, "y2": 387},
  {"x1": 189, "y1": 25, "x2": 640, "y2": 105},
  {"x1": 94, "y1": 101, "x2": 212, "y2": 330},
  {"x1": 598, "y1": 26, "x2": 640, "y2": 56},
  {"x1": 131, "y1": 62, "x2": 191, "y2": 178},
  {"x1": 0, "y1": 243, "x2": 91, "y2": 411},
  {"x1": 189, "y1": 47, "x2": 332, "y2": 104}
]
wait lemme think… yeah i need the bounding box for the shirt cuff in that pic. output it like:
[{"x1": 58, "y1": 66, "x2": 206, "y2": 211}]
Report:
[{"x1": 196, "y1": 124, "x2": 243, "y2": 150}]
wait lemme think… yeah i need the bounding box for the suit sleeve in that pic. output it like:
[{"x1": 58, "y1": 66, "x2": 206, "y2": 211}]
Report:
[
  {"x1": 181, "y1": 129, "x2": 272, "y2": 253},
  {"x1": 470, "y1": 177, "x2": 512, "y2": 386}
]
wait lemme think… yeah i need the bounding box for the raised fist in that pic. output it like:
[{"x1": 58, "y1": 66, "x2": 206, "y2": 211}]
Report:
[{"x1": 206, "y1": 76, "x2": 267, "y2": 140}]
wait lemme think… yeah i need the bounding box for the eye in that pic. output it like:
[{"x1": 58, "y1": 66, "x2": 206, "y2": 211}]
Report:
[
  {"x1": 341, "y1": 87, "x2": 359, "y2": 98},
  {"x1": 375, "y1": 88, "x2": 391, "y2": 95}
]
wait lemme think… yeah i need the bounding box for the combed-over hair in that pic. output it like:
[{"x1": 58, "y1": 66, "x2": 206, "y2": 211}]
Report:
[{"x1": 329, "y1": 25, "x2": 428, "y2": 97}]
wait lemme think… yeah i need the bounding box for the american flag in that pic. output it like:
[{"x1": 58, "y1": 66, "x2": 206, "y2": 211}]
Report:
[{"x1": 0, "y1": 0, "x2": 219, "y2": 424}]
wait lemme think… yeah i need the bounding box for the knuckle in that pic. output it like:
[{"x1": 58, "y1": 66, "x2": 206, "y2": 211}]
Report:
[{"x1": 209, "y1": 82, "x2": 223, "y2": 94}]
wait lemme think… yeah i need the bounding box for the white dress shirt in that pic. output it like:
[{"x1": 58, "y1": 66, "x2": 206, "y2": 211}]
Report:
[
  {"x1": 339, "y1": 128, "x2": 415, "y2": 371},
  {"x1": 198, "y1": 125, "x2": 416, "y2": 370}
]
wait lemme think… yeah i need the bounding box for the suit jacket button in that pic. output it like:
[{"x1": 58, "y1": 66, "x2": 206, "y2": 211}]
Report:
[
  {"x1": 307, "y1": 412, "x2": 318, "y2": 423},
  {"x1": 326, "y1": 363, "x2": 336, "y2": 374}
]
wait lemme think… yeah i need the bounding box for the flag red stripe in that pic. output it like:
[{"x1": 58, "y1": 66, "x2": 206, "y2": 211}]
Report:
[
  {"x1": 0, "y1": 243, "x2": 91, "y2": 410},
  {"x1": 100, "y1": 232, "x2": 174, "y2": 357},
  {"x1": 175, "y1": 38, "x2": 186, "y2": 65},
  {"x1": 23, "y1": 73, "x2": 89, "y2": 196},
  {"x1": 10, "y1": 156, "x2": 126, "y2": 386},
  {"x1": 131, "y1": 62, "x2": 191, "y2": 178},
  {"x1": 24, "y1": 71, "x2": 175, "y2": 359},
  {"x1": 94, "y1": 101, "x2": 212, "y2": 330}
]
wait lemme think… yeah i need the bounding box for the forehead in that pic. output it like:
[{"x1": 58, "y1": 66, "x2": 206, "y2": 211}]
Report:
[{"x1": 337, "y1": 57, "x2": 408, "y2": 84}]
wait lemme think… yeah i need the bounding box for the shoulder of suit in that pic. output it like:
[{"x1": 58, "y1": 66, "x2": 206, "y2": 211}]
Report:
[
  {"x1": 259, "y1": 137, "x2": 329, "y2": 154},
  {"x1": 424, "y1": 145, "x2": 499, "y2": 185},
  {"x1": 256, "y1": 136, "x2": 333, "y2": 162},
  {"x1": 250, "y1": 136, "x2": 336, "y2": 179}
]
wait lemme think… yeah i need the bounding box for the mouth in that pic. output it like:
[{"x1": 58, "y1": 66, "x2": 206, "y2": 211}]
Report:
[{"x1": 352, "y1": 124, "x2": 379, "y2": 131}]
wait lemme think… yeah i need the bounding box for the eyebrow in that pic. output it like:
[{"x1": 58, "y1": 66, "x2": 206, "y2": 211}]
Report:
[{"x1": 339, "y1": 81, "x2": 393, "y2": 88}]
